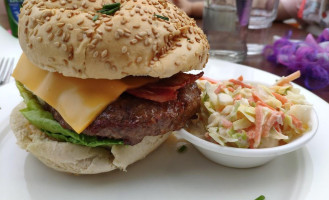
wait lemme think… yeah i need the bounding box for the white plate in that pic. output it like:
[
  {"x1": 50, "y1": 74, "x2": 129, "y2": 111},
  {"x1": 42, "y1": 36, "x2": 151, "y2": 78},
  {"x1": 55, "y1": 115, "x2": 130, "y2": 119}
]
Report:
[{"x1": 1, "y1": 59, "x2": 329, "y2": 200}]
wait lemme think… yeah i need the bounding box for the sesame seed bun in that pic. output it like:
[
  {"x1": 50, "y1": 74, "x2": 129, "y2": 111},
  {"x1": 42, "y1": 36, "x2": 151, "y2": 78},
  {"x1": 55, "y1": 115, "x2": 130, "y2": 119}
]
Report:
[
  {"x1": 18, "y1": 0, "x2": 209, "y2": 79},
  {"x1": 10, "y1": 103, "x2": 170, "y2": 174}
]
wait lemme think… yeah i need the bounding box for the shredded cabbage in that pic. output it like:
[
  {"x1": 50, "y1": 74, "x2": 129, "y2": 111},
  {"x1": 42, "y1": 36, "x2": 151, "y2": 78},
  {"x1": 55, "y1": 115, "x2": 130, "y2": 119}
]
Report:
[{"x1": 196, "y1": 76, "x2": 312, "y2": 149}]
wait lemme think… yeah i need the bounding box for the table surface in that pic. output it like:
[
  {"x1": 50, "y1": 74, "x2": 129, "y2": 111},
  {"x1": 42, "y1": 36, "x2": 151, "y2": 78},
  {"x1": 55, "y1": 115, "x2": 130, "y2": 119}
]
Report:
[{"x1": 1, "y1": 14, "x2": 328, "y2": 103}]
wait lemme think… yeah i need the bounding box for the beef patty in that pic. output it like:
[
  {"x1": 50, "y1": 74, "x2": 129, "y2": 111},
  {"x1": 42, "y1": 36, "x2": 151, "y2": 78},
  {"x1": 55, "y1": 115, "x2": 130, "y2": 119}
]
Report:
[{"x1": 44, "y1": 83, "x2": 201, "y2": 145}]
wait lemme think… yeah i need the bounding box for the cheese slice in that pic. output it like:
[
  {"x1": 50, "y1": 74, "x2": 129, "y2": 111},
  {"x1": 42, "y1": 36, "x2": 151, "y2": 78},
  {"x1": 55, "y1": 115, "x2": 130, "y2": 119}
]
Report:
[{"x1": 12, "y1": 54, "x2": 156, "y2": 133}]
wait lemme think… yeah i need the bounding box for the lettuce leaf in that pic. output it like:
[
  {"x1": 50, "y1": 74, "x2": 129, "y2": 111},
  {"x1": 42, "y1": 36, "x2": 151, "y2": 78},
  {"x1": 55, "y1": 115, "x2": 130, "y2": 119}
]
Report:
[{"x1": 16, "y1": 81, "x2": 124, "y2": 147}]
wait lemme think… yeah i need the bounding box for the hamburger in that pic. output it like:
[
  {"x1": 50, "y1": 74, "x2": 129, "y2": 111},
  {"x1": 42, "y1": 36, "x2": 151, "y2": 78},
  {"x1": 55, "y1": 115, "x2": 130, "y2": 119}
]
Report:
[{"x1": 10, "y1": 0, "x2": 209, "y2": 174}]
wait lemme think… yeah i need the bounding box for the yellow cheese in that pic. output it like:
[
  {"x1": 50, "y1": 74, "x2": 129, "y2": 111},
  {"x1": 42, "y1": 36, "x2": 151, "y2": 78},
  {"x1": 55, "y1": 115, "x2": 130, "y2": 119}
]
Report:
[{"x1": 12, "y1": 54, "x2": 156, "y2": 133}]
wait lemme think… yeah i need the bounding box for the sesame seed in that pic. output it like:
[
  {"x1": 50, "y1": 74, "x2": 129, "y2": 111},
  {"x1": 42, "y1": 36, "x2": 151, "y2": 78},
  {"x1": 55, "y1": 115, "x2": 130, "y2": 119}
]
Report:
[
  {"x1": 101, "y1": 50, "x2": 108, "y2": 58},
  {"x1": 130, "y1": 39, "x2": 138, "y2": 44},
  {"x1": 56, "y1": 14, "x2": 61, "y2": 21},
  {"x1": 93, "y1": 51, "x2": 99, "y2": 58},
  {"x1": 97, "y1": 30, "x2": 103, "y2": 35},
  {"x1": 138, "y1": 31, "x2": 147, "y2": 37},
  {"x1": 45, "y1": 26, "x2": 52, "y2": 32},
  {"x1": 105, "y1": 22, "x2": 113, "y2": 26},
  {"x1": 135, "y1": 35, "x2": 143, "y2": 40},
  {"x1": 144, "y1": 38, "x2": 150, "y2": 46},
  {"x1": 136, "y1": 57, "x2": 142, "y2": 63},
  {"x1": 77, "y1": 18, "x2": 84, "y2": 25},
  {"x1": 67, "y1": 23, "x2": 73, "y2": 30},
  {"x1": 37, "y1": 37, "x2": 42, "y2": 42},
  {"x1": 91, "y1": 39, "x2": 98, "y2": 45},
  {"x1": 122, "y1": 46, "x2": 128, "y2": 54},
  {"x1": 85, "y1": 30, "x2": 94, "y2": 37},
  {"x1": 26, "y1": 9, "x2": 32, "y2": 15},
  {"x1": 88, "y1": 0, "x2": 96, "y2": 2},
  {"x1": 57, "y1": 22, "x2": 65, "y2": 27},
  {"x1": 124, "y1": 33, "x2": 131, "y2": 37},
  {"x1": 60, "y1": 0, "x2": 65, "y2": 5},
  {"x1": 123, "y1": 28, "x2": 131, "y2": 34},
  {"x1": 168, "y1": 26, "x2": 175, "y2": 32},
  {"x1": 56, "y1": 29, "x2": 63, "y2": 36},
  {"x1": 28, "y1": 43, "x2": 32, "y2": 48},
  {"x1": 133, "y1": 24, "x2": 140, "y2": 29},
  {"x1": 175, "y1": 42, "x2": 182, "y2": 47},
  {"x1": 81, "y1": 27, "x2": 89, "y2": 31},
  {"x1": 62, "y1": 44, "x2": 68, "y2": 51},
  {"x1": 105, "y1": 26, "x2": 112, "y2": 32},
  {"x1": 54, "y1": 42, "x2": 60, "y2": 47},
  {"x1": 48, "y1": 33, "x2": 54, "y2": 41},
  {"x1": 114, "y1": 32, "x2": 120, "y2": 39},
  {"x1": 117, "y1": 29, "x2": 124, "y2": 36},
  {"x1": 141, "y1": 17, "x2": 147, "y2": 21},
  {"x1": 187, "y1": 43, "x2": 192, "y2": 50}
]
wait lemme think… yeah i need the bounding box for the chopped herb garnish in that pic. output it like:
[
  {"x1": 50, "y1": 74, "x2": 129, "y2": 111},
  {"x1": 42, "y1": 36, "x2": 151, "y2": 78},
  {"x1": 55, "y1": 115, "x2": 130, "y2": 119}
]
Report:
[
  {"x1": 177, "y1": 145, "x2": 187, "y2": 153},
  {"x1": 92, "y1": 14, "x2": 99, "y2": 21},
  {"x1": 255, "y1": 195, "x2": 265, "y2": 200},
  {"x1": 154, "y1": 14, "x2": 169, "y2": 21},
  {"x1": 98, "y1": 3, "x2": 121, "y2": 16}
]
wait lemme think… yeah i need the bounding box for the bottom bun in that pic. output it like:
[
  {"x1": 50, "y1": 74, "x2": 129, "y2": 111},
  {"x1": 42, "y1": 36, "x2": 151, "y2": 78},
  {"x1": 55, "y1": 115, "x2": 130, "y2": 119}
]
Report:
[{"x1": 10, "y1": 103, "x2": 170, "y2": 174}]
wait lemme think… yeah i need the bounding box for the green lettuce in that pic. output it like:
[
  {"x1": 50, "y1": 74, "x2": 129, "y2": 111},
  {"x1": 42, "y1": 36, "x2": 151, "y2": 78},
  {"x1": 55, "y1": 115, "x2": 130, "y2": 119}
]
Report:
[{"x1": 16, "y1": 81, "x2": 124, "y2": 147}]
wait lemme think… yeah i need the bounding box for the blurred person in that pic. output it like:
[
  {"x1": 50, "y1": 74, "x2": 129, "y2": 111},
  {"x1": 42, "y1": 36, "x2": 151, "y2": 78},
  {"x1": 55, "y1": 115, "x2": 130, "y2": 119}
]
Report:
[{"x1": 173, "y1": 0, "x2": 329, "y2": 29}]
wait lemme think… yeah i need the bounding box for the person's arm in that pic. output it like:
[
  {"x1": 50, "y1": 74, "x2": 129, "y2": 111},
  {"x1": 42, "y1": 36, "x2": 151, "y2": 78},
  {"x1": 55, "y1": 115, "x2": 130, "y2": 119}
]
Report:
[
  {"x1": 172, "y1": 0, "x2": 204, "y2": 18},
  {"x1": 190, "y1": 1, "x2": 204, "y2": 18}
]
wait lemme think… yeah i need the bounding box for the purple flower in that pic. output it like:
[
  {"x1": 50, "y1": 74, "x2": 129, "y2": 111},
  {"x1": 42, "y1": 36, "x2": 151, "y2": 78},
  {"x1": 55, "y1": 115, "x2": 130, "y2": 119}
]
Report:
[{"x1": 264, "y1": 29, "x2": 329, "y2": 90}]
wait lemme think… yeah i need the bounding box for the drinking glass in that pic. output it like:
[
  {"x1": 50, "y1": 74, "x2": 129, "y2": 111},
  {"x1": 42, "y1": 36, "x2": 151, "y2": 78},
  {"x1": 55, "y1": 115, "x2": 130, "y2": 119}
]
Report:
[
  {"x1": 247, "y1": 0, "x2": 280, "y2": 55},
  {"x1": 203, "y1": 0, "x2": 253, "y2": 63}
]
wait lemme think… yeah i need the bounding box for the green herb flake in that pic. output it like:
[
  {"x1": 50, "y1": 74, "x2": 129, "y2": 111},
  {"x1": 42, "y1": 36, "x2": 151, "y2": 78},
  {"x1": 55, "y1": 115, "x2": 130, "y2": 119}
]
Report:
[
  {"x1": 177, "y1": 145, "x2": 187, "y2": 153},
  {"x1": 154, "y1": 14, "x2": 169, "y2": 21},
  {"x1": 254, "y1": 195, "x2": 265, "y2": 200},
  {"x1": 92, "y1": 14, "x2": 99, "y2": 21},
  {"x1": 98, "y1": 3, "x2": 121, "y2": 16}
]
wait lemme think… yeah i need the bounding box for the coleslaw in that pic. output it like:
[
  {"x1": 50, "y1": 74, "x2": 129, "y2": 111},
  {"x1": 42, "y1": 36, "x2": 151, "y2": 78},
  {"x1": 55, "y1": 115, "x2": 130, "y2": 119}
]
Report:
[{"x1": 189, "y1": 71, "x2": 312, "y2": 149}]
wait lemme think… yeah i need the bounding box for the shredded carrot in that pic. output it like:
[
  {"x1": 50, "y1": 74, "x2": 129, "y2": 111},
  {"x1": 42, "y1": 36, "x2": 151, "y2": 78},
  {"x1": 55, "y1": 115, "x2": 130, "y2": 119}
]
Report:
[
  {"x1": 262, "y1": 112, "x2": 281, "y2": 137},
  {"x1": 214, "y1": 84, "x2": 225, "y2": 94},
  {"x1": 276, "y1": 71, "x2": 301, "y2": 86},
  {"x1": 228, "y1": 87, "x2": 235, "y2": 92},
  {"x1": 229, "y1": 79, "x2": 253, "y2": 89},
  {"x1": 246, "y1": 126, "x2": 256, "y2": 149},
  {"x1": 257, "y1": 101, "x2": 276, "y2": 111},
  {"x1": 272, "y1": 92, "x2": 288, "y2": 104},
  {"x1": 237, "y1": 75, "x2": 243, "y2": 81},
  {"x1": 221, "y1": 118, "x2": 233, "y2": 128},
  {"x1": 291, "y1": 114, "x2": 303, "y2": 129},
  {"x1": 234, "y1": 94, "x2": 242, "y2": 101},
  {"x1": 253, "y1": 105, "x2": 264, "y2": 148},
  {"x1": 252, "y1": 92, "x2": 276, "y2": 110},
  {"x1": 199, "y1": 76, "x2": 218, "y2": 84}
]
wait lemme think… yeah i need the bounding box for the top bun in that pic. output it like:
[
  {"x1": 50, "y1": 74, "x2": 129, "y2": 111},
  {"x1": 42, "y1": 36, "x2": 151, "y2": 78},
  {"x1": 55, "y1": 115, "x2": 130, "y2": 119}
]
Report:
[{"x1": 18, "y1": 0, "x2": 209, "y2": 79}]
